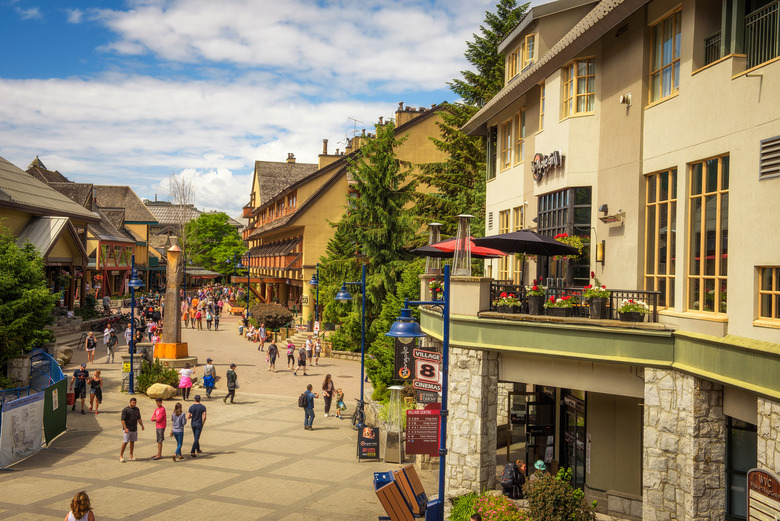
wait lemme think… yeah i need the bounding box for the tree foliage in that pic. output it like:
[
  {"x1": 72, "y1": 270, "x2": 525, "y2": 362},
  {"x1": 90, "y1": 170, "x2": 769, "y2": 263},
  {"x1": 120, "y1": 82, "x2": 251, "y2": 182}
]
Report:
[
  {"x1": 184, "y1": 212, "x2": 244, "y2": 276},
  {"x1": 524, "y1": 467, "x2": 597, "y2": 521},
  {"x1": 0, "y1": 224, "x2": 57, "y2": 367},
  {"x1": 248, "y1": 303, "x2": 293, "y2": 331}
]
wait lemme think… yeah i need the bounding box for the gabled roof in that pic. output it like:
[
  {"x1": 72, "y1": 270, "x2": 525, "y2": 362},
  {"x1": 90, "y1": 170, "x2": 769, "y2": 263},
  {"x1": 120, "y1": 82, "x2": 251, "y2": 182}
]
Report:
[
  {"x1": 48, "y1": 182, "x2": 93, "y2": 208},
  {"x1": 26, "y1": 158, "x2": 70, "y2": 184},
  {"x1": 145, "y1": 202, "x2": 201, "y2": 226},
  {"x1": 89, "y1": 208, "x2": 135, "y2": 243},
  {"x1": 101, "y1": 208, "x2": 125, "y2": 230},
  {"x1": 463, "y1": 0, "x2": 648, "y2": 135},
  {"x1": 16, "y1": 216, "x2": 89, "y2": 261},
  {"x1": 254, "y1": 159, "x2": 319, "y2": 206},
  {"x1": 93, "y1": 186, "x2": 157, "y2": 223},
  {"x1": 497, "y1": 0, "x2": 600, "y2": 53},
  {"x1": 0, "y1": 156, "x2": 100, "y2": 222}
]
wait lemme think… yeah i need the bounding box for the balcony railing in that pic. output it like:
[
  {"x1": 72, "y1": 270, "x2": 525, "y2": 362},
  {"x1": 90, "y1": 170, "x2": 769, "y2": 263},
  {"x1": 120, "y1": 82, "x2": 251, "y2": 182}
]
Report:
[
  {"x1": 489, "y1": 282, "x2": 660, "y2": 322},
  {"x1": 746, "y1": 0, "x2": 780, "y2": 69},
  {"x1": 705, "y1": 31, "x2": 722, "y2": 65}
]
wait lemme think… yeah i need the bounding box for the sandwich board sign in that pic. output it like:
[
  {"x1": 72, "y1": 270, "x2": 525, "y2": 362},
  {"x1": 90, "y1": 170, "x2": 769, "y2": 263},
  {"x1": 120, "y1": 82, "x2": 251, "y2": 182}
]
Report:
[{"x1": 748, "y1": 468, "x2": 780, "y2": 521}]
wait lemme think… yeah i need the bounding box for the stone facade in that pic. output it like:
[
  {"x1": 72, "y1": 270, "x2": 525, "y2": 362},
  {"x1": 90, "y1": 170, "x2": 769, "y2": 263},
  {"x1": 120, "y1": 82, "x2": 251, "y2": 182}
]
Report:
[
  {"x1": 445, "y1": 346, "x2": 499, "y2": 500},
  {"x1": 643, "y1": 368, "x2": 725, "y2": 521},
  {"x1": 757, "y1": 397, "x2": 780, "y2": 472}
]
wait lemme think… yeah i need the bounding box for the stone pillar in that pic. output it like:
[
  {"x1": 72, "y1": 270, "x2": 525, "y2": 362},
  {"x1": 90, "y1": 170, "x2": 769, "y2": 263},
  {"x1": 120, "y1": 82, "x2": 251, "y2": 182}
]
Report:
[
  {"x1": 757, "y1": 397, "x2": 780, "y2": 471},
  {"x1": 163, "y1": 246, "x2": 182, "y2": 344},
  {"x1": 445, "y1": 346, "x2": 499, "y2": 501},
  {"x1": 643, "y1": 368, "x2": 725, "y2": 521}
]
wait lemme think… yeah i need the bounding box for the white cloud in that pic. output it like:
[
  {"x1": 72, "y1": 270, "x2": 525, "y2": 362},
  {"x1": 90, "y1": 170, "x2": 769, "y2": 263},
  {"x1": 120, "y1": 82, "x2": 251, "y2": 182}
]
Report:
[
  {"x1": 15, "y1": 6, "x2": 42, "y2": 20},
  {"x1": 65, "y1": 8, "x2": 82, "y2": 23}
]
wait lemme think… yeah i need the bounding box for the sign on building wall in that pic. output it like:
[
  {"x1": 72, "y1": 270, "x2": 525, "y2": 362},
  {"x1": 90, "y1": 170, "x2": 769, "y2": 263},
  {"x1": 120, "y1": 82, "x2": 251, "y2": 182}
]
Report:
[{"x1": 748, "y1": 468, "x2": 780, "y2": 521}]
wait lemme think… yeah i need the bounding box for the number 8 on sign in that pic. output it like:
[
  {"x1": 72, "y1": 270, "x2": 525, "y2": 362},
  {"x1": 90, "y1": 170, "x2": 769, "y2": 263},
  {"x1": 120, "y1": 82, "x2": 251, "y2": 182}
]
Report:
[{"x1": 415, "y1": 359, "x2": 439, "y2": 383}]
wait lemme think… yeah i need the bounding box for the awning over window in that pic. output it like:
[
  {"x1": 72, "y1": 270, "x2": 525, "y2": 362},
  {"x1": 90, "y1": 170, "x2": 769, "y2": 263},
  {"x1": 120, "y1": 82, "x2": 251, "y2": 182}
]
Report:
[{"x1": 248, "y1": 238, "x2": 301, "y2": 257}]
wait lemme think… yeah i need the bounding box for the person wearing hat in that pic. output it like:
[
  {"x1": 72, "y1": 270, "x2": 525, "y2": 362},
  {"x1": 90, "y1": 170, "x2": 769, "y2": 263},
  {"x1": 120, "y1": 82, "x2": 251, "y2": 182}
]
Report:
[
  {"x1": 528, "y1": 460, "x2": 547, "y2": 485},
  {"x1": 224, "y1": 363, "x2": 238, "y2": 404},
  {"x1": 202, "y1": 358, "x2": 216, "y2": 398},
  {"x1": 70, "y1": 363, "x2": 89, "y2": 414}
]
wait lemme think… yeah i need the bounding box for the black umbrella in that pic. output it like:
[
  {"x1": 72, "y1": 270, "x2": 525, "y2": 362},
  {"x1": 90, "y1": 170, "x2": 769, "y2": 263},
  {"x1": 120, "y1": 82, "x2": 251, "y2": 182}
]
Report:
[{"x1": 472, "y1": 230, "x2": 579, "y2": 257}]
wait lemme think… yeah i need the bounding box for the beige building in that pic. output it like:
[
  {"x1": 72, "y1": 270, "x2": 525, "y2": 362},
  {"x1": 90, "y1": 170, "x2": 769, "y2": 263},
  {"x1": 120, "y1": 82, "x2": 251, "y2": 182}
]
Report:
[{"x1": 415, "y1": 0, "x2": 780, "y2": 519}]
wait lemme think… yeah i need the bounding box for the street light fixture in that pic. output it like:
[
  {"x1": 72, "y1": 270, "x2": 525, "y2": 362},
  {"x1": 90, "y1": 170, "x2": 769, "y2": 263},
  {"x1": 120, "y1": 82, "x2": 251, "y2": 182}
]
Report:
[
  {"x1": 308, "y1": 264, "x2": 320, "y2": 323},
  {"x1": 386, "y1": 264, "x2": 451, "y2": 521},
  {"x1": 127, "y1": 255, "x2": 145, "y2": 395},
  {"x1": 334, "y1": 263, "x2": 366, "y2": 427}
]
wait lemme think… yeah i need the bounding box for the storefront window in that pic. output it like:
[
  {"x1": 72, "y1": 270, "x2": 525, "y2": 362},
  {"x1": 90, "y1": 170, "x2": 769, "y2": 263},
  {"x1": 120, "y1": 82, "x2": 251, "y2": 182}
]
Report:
[{"x1": 727, "y1": 417, "x2": 756, "y2": 519}]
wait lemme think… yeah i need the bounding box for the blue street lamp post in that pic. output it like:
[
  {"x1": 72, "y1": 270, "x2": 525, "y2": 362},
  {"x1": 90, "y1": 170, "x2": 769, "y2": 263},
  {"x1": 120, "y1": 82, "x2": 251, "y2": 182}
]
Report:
[
  {"x1": 386, "y1": 264, "x2": 451, "y2": 521},
  {"x1": 334, "y1": 264, "x2": 367, "y2": 426},
  {"x1": 308, "y1": 264, "x2": 320, "y2": 323},
  {"x1": 127, "y1": 255, "x2": 145, "y2": 395}
]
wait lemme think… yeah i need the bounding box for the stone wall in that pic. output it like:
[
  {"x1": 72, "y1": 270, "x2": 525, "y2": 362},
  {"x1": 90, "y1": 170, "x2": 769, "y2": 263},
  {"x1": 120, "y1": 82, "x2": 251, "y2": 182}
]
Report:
[
  {"x1": 445, "y1": 346, "x2": 499, "y2": 501},
  {"x1": 757, "y1": 397, "x2": 780, "y2": 471},
  {"x1": 643, "y1": 368, "x2": 725, "y2": 521}
]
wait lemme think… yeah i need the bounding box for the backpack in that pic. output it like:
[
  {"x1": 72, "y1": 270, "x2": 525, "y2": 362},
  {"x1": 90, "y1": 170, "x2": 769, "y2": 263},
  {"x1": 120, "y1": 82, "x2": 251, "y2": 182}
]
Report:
[
  {"x1": 298, "y1": 392, "x2": 307, "y2": 408},
  {"x1": 500, "y1": 462, "x2": 523, "y2": 499}
]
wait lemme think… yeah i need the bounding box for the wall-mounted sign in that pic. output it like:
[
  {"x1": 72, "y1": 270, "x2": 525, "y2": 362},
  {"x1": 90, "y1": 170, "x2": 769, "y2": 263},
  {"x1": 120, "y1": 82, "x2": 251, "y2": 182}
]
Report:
[
  {"x1": 532, "y1": 151, "x2": 565, "y2": 181},
  {"x1": 748, "y1": 468, "x2": 780, "y2": 521},
  {"x1": 301, "y1": 295, "x2": 309, "y2": 305}
]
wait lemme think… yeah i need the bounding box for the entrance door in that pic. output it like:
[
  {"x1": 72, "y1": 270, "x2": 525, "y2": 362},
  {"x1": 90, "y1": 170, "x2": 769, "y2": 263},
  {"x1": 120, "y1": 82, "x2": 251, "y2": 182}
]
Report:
[
  {"x1": 506, "y1": 390, "x2": 555, "y2": 470},
  {"x1": 561, "y1": 392, "x2": 586, "y2": 489}
]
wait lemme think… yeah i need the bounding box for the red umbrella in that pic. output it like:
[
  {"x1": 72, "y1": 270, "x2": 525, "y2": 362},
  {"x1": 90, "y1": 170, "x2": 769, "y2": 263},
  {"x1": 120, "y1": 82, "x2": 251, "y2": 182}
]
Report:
[{"x1": 410, "y1": 238, "x2": 507, "y2": 259}]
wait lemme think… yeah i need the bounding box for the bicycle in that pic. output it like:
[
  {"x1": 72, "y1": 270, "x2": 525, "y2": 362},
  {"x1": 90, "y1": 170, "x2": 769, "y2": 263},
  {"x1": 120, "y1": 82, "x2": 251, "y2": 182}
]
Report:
[{"x1": 351, "y1": 398, "x2": 366, "y2": 430}]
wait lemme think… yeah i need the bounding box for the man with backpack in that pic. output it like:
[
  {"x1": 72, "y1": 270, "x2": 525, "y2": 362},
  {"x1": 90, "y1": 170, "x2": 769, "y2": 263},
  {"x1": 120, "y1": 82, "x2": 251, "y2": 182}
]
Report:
[
  {"x1": 299, "y1": 384, "x2": 319, "y2": 430},
  {"x1": 500, "y1": 459, "x2": 526, "y2": 499},
  {"x1": 106, "y1": 330, "x2": 118, "y2": 363}
]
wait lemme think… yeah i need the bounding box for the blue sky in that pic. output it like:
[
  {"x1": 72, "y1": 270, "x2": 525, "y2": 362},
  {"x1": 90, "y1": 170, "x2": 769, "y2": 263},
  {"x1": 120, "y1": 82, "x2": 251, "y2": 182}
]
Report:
[{"x1": 0, "y1": 0, "x2": 503, "y2": 217}]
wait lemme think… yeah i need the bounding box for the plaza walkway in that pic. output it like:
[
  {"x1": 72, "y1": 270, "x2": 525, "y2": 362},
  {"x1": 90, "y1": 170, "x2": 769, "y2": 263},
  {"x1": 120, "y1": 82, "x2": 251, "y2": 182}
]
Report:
[{"x1": 0, "y1": 313, "x2": 437, "y2": 520}]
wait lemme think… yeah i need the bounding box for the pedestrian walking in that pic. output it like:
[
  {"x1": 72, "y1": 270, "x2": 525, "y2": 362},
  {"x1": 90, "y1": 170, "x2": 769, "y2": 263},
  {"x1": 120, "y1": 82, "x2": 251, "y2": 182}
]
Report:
[
  {"x1": 195, "y1": 309, "x2": 203, "y2": 330},
  {"x1": 267, "y1": 342, "x2": 278, "y2": 372},
  {"x1": 84, "y1": 332, "x2": 96, "y2": 364},
  {"x1": 65, "y1": 491, "x2": 95, "y2": 521},
  {"x1": 170, "y1": 402, "x2": 186, "y2": 461},
  {"x1": 314, "y1": 339, "x2": 322, "y2": 365},
  {"x1": 202, "y1": 358, "x2": 216, "y2": 398},
  {"x1": 322, "y1": 374, "x2": 335, "y2": 417},
  {"x1": 190, "y1": 305, "x2": 197, "y2": 328},
  {"x1": 146, "y1": 319, "x2": 156, "y2": 342},
  {"x1": 223, "y1": 363, "x2": 238, "y2": 403},
  {"x1": 102, "y1": 324, "x2": 114, "y2": 354},
  {"x1": 119, "y1": 397, "x2": 144, "y2": 462},
  {"x1": 88, "y1": 370, "x2": 103, "y2": 414},
  {"x1": 150, "y1": 398, "x2": 167, "y2": 460},
  {"x1": 293, "y1": 345, "x2": 308, "y2": 376},
  {"x1": 305, "y1": 335, "x2": 313, "y2": 362},
  {"x1": 258, "y1": 323, "x2": 267, "y2": 351},
  {"x1": 102, "y1": 294, "x2": 111, "y2": 314},
  {"x1": 206, "y1": 309, "x2": 213, "y2": 330},
  {"x1": 302, "y1": 384, "x2": 318, "y2": 430},
  {"x1": 124, "y1": 323, "x2": 132, "y2": 349},
  {"x1": 187, "y1": 395, "x2": 207, "y2": 457},
  {"x1": 335, "y1": 388, "x2": 346, "y2": 419},
  {"x1": 214, "y1": 309, "x2": 220, "y2": 331},
  {"x1": 106, "y1": 330, "x2": 118, "y2": 363},
  {"x1": 70, "y1": 363, "x2": 89, "y2": 414},
  {"x1": 178, "y1": 363, "x2": 194, "y2": 401},
  {"x1": 286, "y1": 340, "x2": 296, "y2": 370}
]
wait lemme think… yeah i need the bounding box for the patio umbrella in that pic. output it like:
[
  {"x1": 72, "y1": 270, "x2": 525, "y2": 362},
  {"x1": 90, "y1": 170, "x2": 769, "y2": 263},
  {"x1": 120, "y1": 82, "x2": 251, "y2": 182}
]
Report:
[
  {"x1": 472, "y1": 230, "x2": 579, "y2": 257},
  {"x1": 410, "y1": 238, "x2": 506, "y2": 259}
]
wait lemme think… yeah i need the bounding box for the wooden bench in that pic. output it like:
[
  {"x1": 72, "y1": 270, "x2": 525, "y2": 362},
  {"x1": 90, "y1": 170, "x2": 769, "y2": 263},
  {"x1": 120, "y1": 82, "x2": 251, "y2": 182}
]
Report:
[
  {"x1": 230, "y1": 306, "x2": 245, "y2": 316},
  {"x1": 375, "y1": 465, "x2": 427, "y2": 521}
]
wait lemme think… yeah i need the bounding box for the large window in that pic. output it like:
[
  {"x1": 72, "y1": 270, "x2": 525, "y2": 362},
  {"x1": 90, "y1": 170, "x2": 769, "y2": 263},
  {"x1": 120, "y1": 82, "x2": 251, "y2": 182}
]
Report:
[
  {"x1": 514, "y1": 109, "x2": 525, "y2": 165},
  {"x1": 539, "y1": 82, "x2": 546, "y2": 131},
  {"x1": 507, "y1": 50, "x2": 519, "y2": 80},
  {"x1": 759, "y1": 267, "x2": 780, "y2": 320},
  {"x1": 650, "y1": 9, "x2": 681, "y2": 103},
  {"x1": 501, "y1": 120, "x2": 512, "y2": 170},
  {"x1": 523, "y1": 34, "x2": 536, "y2": 68},
  {"x1": 726, "y1": 417, "x2": 756, "y2": 520},
  {"x1": 499, "y1": 210, "x2": 511, "y2": 280},
  {"x1": 537, "y1": 187, "x2": 592, "y2": 287},
  {"x1": 645, "y1": 169, "x2": 677, "y2": 307},
  {"x1": 688, "y1": 155, "x2": 729, "y2": 313},
  {"x1": 562, "y1": 58, "x2": 595, "y2": 117}
]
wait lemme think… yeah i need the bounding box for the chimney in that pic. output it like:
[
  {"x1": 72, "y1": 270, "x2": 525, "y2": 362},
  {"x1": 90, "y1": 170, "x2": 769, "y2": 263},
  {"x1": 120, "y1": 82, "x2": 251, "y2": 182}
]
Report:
[
  {"x1": 322, "y1": 139, "x2": 328, "y2": 155},
  {"x1": 286, "y1": 153, "x2": 296, "y2": 163},
  {"x1": 336, "y1": 149, "x2": 340, "y2": 155},
  {"x1": 378, "y1": 116, "x2": 384, "y2": 125},
  {"x1": 362, "y1": 129, "x2": 366, "y2": 136},
  {"x1": 398, "y1": 101, "x2": 404, "y2": 111}
]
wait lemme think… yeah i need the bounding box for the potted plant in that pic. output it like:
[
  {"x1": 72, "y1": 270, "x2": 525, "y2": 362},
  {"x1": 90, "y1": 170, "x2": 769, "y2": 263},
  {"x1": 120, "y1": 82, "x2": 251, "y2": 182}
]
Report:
[
  {"x1": 583, "y1": 271, "x2": 611, "y2": 319},
  {"x1": 428, "y1": 279, "x2": 443, "y2": 301},
  {"x1": 544, "y1": 295, "x2": 574, "y2": 317},
  {"x1": 617, "y1": 298, "x2": 650, "y2": 322},
  {"x1": 553, "y1": 233, "x2": 584, "y2": 260},
  {"x1": 493, "y1": 292, "x2": 519, "y2": 313},
  {"x1": 525, "y1": 280, "x2": 547, "y2": 315}
]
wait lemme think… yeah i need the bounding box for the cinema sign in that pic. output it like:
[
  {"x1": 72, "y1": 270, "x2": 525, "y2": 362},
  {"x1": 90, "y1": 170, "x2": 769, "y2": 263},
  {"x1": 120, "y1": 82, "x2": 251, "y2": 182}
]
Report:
[{"x1": 532, "y1": 151, "x2": 564, "y2": 181}]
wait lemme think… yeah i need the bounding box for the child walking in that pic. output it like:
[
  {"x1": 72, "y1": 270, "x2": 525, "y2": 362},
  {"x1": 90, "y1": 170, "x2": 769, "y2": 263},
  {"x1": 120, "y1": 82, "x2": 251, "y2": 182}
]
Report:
[{"x1": 335, "y1": 388, "x2": 346, "y2": 420}]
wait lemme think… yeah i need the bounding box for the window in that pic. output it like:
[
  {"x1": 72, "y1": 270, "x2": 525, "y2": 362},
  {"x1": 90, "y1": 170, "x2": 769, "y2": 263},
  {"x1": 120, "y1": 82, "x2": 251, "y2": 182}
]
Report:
[
  {"x1": 537, "y1": 187, "x2": 591, "y2": 287},
  {"x1": 507, "y1": 50, "x2": 519, "y2": 80},
  {"x1": 726, "y1": 417, "x2": 756, "y2": 520},
  {"x1": 688, "y1": 155, "x2": 729, "y2": 313},
  {"x1": 513, "y1": 206, "x2": 524, "y2": 284},
  {"x1": 539, "y1": 82, "x2": 545, "y2": 131},
  {"x1": 499, "y1": 210, "x2": 510, "y2": 280},
  {"x1": 645, "y1": 169, "x2": 677, "y2": 307},
  {"x1": 649, "y1": 10, "x2": 681, "y2": 103},
  {"x1": 501, "y1": 120, "x2": 512, "y2": 170},
  {"x1": 487, "y1": 126, "x2": 497, "y2": 180},
  {"x1": 523, "y1": 34, "x2": 536, "y2": 68},
  {"x1": 514, "y1": 109, "x2": 525, "y2": 164},
  {"x1": 562, "y1": 58, "x2": 595, "y2": 117},
  {"x1": 759, "y1": 267, "x2": 780, "y2": 320}
]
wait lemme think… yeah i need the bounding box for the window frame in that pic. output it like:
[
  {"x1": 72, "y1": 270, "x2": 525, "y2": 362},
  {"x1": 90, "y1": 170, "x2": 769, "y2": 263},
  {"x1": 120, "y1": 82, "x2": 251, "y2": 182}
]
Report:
[
  {"x1": 644, "y1": 168, "x2": 678, "y2": 308},
  {"x1": 500, "y1": 119, "x2": 513, "y2": 170},
  {"x1": 523, "y1": 34, "x2": 536, "y2": 68},
  {"x1": 512, "y1": 206, "x2": 524, "y2": 284},
  {"x1": 507, "y1": 50, "x2": 519, "y2": 81},
  {"x1": 562, "y1": 57, "x2": 596, "y2": 118},
  {"x1": 539, "y1": 82, "x2": 546, "y2": 131},
  {"x1": 758, "y1": 267, "x2": 780, "y2": 320},
  {"x1": 513, "y1": 109, "x2": 526, "y2": 165},
  {"x1": 498, "y1": 210, "x2": 511, "y2": 280},
  {"x1": 649, "y1": 8, "x2": 682, "y2": 104}
]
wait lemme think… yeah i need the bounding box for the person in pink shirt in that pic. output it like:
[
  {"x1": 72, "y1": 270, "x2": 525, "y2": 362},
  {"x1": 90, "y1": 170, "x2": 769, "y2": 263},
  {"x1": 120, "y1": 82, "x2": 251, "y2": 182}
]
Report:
[{"x1": 150, "y1": 398, "x2": 167, "y2": 460}]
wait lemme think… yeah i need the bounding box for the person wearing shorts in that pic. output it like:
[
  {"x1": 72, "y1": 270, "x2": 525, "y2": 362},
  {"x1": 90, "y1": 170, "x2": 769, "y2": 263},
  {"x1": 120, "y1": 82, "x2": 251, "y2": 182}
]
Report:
[
  {"x1": 70, "y1": 363, "x2": 89, "y2": 414},
  {"x1": 267, "y1": 342, "x2": 278, "y2": 372},
  {"x1": 293, "y1": 346, "x2": 308, "y2": 376},
  {"x1": 119, "y1": 397, "x2": 144, "y2": 462},
  {"x1": 84, "y1": 332, "x2": 97, "y2": 364},
  {"x1": 150, "y1": 398, "x2": 166, "y2": 460}
]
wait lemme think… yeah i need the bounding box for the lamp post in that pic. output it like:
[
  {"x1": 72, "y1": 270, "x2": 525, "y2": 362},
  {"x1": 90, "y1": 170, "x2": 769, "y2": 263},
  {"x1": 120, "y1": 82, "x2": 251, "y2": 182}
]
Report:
[
  {"x1": 127, "y1": 255, "x2": 145, "y2": 395},
  {"x1": 334, "y1": 263, "x2": 366, "y2": 426},
  {"x1": 308, "y1": 264, "x2": 320, "y2": 323},
  {"x1": 235, "y1": 251, "x2": 250, "y2": 318},
  {"x1": 386, "y1": 264, "x2": 450, "y2": 521}
]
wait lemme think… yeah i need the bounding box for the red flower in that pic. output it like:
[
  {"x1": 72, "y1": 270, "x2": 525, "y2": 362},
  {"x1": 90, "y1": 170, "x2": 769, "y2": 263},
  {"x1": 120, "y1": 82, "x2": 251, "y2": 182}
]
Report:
[
  {"x1": 532, "y1": 285, "x2": 538, "y2": 291},
  {"x1": 508, "y1": 294, "x2": 515, "y2": 298},
  {"x1": 562, "y1": 296, "x2": 571, "y2": 300},
  {"x1": 629, "y1": 299, "x2": 634, "y2": 303},
  {"x1": 601, "y1": 285, "x2": 606, "y2": 289},
  {"x1": 591, "y1": 271, "x2": 595, "y2": 278},
  {"x1": 500, "y1": 292, "x2": 507, "y2": 298},
  {"x1": 549, "y1": 296, "x2": 555, "y2": 302},
  {"x1": 584, "y1": 284, "x2": 592, "y2": 289}
]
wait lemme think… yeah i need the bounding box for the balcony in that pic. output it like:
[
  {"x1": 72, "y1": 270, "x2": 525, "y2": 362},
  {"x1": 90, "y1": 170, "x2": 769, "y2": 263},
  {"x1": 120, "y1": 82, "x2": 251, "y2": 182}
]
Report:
[{"x1": 703, "y1": 1, "x2": 780, "y2": 69}]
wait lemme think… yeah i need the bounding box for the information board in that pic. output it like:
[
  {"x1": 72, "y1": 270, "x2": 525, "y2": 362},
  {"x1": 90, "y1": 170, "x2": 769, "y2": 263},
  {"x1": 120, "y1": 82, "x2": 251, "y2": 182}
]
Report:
[
  {"x1": 406, "y1": 409, "x2": 440, "y2": 456},
  {"x1": 357, "y1": 426, "x2": 380, "y2": 461},
  {"x1": 748, "y1": 468, "x2": 780, "y2": 521}
]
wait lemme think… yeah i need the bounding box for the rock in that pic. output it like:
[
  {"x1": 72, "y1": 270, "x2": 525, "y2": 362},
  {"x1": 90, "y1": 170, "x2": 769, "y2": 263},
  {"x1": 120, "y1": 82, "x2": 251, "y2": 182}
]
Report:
[
  {"x1": 55, "y1": 347, "x2": 73, "y2": 366},
  {"x1": 146, "y1": 383, "x2": 177, "y2": 400}
]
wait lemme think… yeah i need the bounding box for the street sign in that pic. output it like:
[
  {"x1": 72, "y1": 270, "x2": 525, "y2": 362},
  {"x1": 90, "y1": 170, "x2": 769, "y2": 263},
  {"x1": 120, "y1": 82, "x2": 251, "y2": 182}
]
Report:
[
  {"x1": 406, "y1": 409, "x2": 440, "y2": 456},
  {"x1": 393, "y1": 337, "x2": 415, "y2": 383},
  {"x1": 413, "y1": 380, "x2": 442, "y2": 393},
  {"x1": 314, "y1": 321, "x2": 320, "y2": 333},
  {"x1": 415, "y1": 359, "x2": 439, "y2": 384},
  {"x1": 357, "y1": 426, "x2": 380, "y2": 461}
]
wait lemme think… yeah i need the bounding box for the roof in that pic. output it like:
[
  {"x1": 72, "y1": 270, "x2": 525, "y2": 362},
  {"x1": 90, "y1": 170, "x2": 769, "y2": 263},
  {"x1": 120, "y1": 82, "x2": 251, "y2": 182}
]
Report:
[
  {"x1": 0, "y1": 156, "x2": 100, "y2": 222},
  {"x1": 463, "y1": 0, "x2": 648, "y2": 135},
  {"x1": 89, "y1": 208, "x2": 135, "y2": 243},
  {"x1": 254, "y1": 159, "x2": 319, "y2": 206},
  {"x1": 48, "y1": 182, "x2": 93, "y2": 208},
  {"x1": 248, "y1": 237, "x2": 301, "y2": 257},
  {"x1": 187, "y1": 268, "x2": 221, "y2": 278},
  {"x1": 497, "y1": 0, "x2": 600, "y2": 53},
  {"x1": 145, "y1": 202, "x2": 201, "y2": 226},
  {"x1": 26, "y1": 164, "x2": 70, "y2": 184},
  {"x1": 93, "y1": 186, "x2": 157, "y2": 223},
  {"x1": 16, "y1": 216, "x2": 89, "y2": 262}
]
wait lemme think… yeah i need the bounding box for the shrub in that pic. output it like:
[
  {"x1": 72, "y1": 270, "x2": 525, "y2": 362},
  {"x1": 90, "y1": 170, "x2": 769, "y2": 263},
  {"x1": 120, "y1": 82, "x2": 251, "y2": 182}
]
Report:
[
  {"x1": 449, "y1": 491, "x2": 528, "y2": 521},
  {"x1": 248, "y1": 303, "x2": 293, "y2": 330},
  {"x1": 137, "y1": 358, "x2": 179, "y2": 394},
  {"x1": 74, "y1": 294, "x2": 100, "y2": 320},
  {"x1": 524, "y1": 467, "x2": 597, "y2": 521}
]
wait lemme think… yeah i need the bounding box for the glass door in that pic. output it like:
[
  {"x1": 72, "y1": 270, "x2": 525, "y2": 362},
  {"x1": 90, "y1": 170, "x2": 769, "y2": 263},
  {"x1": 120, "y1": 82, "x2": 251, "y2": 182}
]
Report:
[
  {"x1": 506, "y1": 389, "x2": 556, "y2": 470},
  {"x1": 561, "y1": 391, "x2": 586, "y2": 489}
]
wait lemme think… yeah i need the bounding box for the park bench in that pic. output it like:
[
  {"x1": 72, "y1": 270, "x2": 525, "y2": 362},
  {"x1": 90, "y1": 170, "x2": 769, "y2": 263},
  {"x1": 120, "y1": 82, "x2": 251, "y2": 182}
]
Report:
[
  {"x1": 374, "y1": 465, "x2": 429, "y2": 521},
  {"x1": 230, "y1": 306, "x2": 245, "y2": 316}
]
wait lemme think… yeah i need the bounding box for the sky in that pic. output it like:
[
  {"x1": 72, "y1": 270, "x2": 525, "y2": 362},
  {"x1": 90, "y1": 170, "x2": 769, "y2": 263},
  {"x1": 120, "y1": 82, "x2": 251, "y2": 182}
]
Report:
[{"x1": 0, "y1": 0, "x2": 504, "y2": 217}]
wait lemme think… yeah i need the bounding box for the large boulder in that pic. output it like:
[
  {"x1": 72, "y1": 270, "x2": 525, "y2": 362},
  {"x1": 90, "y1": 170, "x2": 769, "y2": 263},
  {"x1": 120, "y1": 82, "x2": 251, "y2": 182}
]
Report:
[
  {"x1": 146, "y1": 383, "x2": 177, "y2": 400},
  {"x1": 55, "y1": 346, "x2": 73, "y2": 366}
]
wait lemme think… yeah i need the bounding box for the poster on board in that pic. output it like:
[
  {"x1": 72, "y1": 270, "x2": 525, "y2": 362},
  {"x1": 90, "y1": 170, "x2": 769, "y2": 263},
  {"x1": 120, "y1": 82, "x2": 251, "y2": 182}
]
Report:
[{"x1": 0, "y1": 393, "x2": 44, "y2": 468}]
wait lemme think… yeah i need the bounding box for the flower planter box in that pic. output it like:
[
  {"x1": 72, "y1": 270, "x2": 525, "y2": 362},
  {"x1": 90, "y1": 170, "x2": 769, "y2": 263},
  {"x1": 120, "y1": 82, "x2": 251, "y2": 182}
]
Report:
[
  {"x1": 511, "y1": 305, "x2": 522, "y2": 314},
  {"x1": 546, "y1": 307, "x2": 573, "y2": 317},
  {"x1": 527, "y1": 295, "x2": 545, "y2": 315},
  {"x1": 619, "y1": 311, "x2": 646, "y2": 322},
  {"x1": 497, "y1": 305, "x2": 511, "y2": 314},
  {"x1": 589, "y1": 298, "x2": 608, "y2": 320}
]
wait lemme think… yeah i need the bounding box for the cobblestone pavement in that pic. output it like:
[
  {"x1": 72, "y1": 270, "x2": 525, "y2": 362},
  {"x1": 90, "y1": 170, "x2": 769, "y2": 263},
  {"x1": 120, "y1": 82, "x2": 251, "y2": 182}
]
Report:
[{"x1": 0, "y1": 313, "x2": 437, "y2": 520}]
